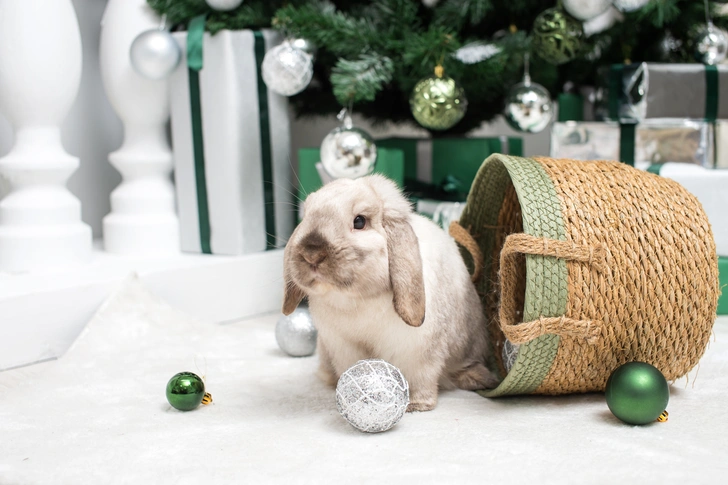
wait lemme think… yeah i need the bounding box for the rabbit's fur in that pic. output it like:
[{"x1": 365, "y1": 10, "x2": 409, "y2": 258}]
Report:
[{"x1": 283, "y1": 175, "x2": 497, "y2": 411}]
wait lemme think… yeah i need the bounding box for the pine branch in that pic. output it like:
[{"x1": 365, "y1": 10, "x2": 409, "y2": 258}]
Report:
[
  {"x1": 433, "y1": 0, "x2": 493, "y2": 29},
  {"x1": 330, "y1": 54, "x2": 395, "y2": 105},
  {"x1": 636, "y1": 0, "x2": 681, "y2": 28}
]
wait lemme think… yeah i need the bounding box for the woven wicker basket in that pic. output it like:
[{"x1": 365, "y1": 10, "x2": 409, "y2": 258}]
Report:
[{"x1": 452, "y1": 154, "x2": 720, "y2": 397}]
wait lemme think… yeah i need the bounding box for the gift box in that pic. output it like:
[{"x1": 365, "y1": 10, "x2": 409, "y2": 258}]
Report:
[
  {"x1": 377, "y1": 137, "x2": 523, "y2": 200},
  {"x1": 550, "y1": 120, "x2": 715, "y2": 167},
  {"x1": 169, "y1": 23, "x2": 293, "y2": 255},
  {"x1": 297, "y1": 147, "x2": 405, "y2": 204},
  {"x1": 720, "y1": 257, "x2": 728, "y2": 315},
  {"x1": 606, "y1": 63, "x2": 728, "y2": 121}
]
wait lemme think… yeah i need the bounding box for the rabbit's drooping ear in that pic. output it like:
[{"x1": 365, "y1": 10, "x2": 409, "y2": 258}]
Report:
[
  {"x1": 383, "y1": 218, "x2": 426, "y2": 327},
  {"x1": 366, "y1": 175, "x2": 426, "y2": 327},
  {"x1": 282, "y1": 247, "x2": 305, "y2": 315}
]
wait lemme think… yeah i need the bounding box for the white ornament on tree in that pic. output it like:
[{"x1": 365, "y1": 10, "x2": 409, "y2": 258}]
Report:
[
  {"x1": 0, "y1": 0, "x2": 92, "y2": 272},
  {"x1": 100, "y1": 0, "x2": 180, "y2": 255},
  {"x1": 261, "y1": 41, "x2": 314, "y2": 96},
  {"x1": 562, "y1": 0, "x2": 612, "y2": 21},
  {"x1": 205, "y1": 0, "x2": 243, "y2": 11},
  {"x1": 583, "y1": 7, "x2": 623, "y2": 37},
  {"x1": 130, "y1": 28, "x2": 181, "y2": 80},
  {"x1": 612, "y1": 0, "x2": 650, "y2": 12}
]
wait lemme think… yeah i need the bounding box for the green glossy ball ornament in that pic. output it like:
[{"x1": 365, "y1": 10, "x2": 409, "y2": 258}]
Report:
[
  {"x1": 410, "y1": 67, "x2": 468, "y2": 131},
  {"x1": 605, "y1": 362, "x2": 669, "y2": 425},
  {"x1": 532, "y1": 8, "x2": 584, "y2": 65},
  {"x1": 166, "y1": 372, "x2": 211, "y2": 411}
]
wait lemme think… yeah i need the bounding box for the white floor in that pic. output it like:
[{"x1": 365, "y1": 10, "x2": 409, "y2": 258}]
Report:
[{"x1": 1, "y1": 277, "x2": 726, "y2": 484}]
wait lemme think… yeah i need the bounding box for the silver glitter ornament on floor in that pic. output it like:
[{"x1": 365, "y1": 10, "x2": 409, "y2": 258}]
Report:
[
  {"x1": 562, "y1": 0, "x2": 611, "y2": 21},
  {"x1": 502, "y1": 339, "x2": 520, "y2": 373},
  {"x1": 694, "y1": 23, "x2": 728, "y2": 65},
  {"x1": 320, "y1": 109, "x2": 377, "y2": 180},
  {"x1": 275, "y1": 306, "x2": 317, "y2": 357},
  {"x1": 129, "y1": 29, "x2": 181, "y2": 80},
  {"x1": 205, "y1": 0, "x2": 243, "y2": 11},
  {"x1": 336, "y1": 359, "x2": 409, "y2": 433},
  {"x1": 261, "y1": 41, "x2": 313, "y2": 96},
  {"x1": 504, "y1": 54, "x2": 553, "y2": 133}
]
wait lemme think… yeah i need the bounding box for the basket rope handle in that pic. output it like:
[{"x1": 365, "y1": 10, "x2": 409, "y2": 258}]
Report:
[
  {"x1": 449, "y1": 221, "x2": 483, "y2": 283},
  {"x1": 500, "y1": 233, "x2": 607, "y2": 345}
]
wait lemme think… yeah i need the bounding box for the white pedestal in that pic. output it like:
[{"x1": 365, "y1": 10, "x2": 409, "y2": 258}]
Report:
[
  {"x1": 0, "y1": 0, "x2": 92, "y2": 273},
  {"x1": 100, "y1": 0, "x2": 179, "y2": 255}
]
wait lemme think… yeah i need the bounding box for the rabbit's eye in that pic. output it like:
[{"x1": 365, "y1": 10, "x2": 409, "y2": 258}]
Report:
[{"x1": 353, "y1": 215, "x2": 366, "y2": 230}]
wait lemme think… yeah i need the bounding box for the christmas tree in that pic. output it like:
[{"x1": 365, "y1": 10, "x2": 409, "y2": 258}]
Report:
[{"x1": 149, "y1": 0, "x2": 728, "y2": 135}]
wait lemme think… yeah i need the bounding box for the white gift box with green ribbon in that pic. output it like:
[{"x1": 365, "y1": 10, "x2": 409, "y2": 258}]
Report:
[{"x1": 169, "y1": 16, "x2": 292, "y2": 255}]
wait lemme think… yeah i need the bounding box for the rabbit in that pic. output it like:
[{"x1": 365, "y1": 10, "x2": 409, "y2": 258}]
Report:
[{"x1": 282, "y1": 174, "x2": 498, "y2": 411}]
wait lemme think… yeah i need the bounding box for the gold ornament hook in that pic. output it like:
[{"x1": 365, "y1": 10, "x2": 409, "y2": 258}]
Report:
[{"x1": 201, "y1": 392, "x2": 213, "y2": 405}]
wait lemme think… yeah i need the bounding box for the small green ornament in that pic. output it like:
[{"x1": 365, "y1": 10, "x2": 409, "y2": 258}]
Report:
[
  {"x1": 605, "y1": 362, "x2": 669, "y2": 425},
  {"x1": 532, "y1": 8, "x2": 584, "y2": 65},
  {"x1": 166, "y1": 372, "x2": 212, "y2": 411},
  {"x1": 410, "y1": 65, "x2": 468, "y2": 131}
]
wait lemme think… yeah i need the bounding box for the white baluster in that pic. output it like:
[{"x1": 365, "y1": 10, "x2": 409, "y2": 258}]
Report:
[
  {"x1": 0, "y1": 0, "x2": 92, "y2": 273},
  {"x1": 99, "y1": 0, "x2": 179, "y2": 254}
]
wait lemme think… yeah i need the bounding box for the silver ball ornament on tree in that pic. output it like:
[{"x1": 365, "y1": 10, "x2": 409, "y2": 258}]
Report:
[
  {"x1": 205, "y1": 0, "x2": 243, "y2": 11},
  {"x1": 694, "y1": 23, "x2": 728, "y2": 65},
  {"x1": 129, "y1": 29, "x2": 181, "y2": 80},
  {"x1": 290, "y1": 38, "x2": 317, "y2": 58},
  {"x1": 275, "y1": 306, "x2": 317, "y2": 357},
  {"x1": 504, "y1": 55, "x2": 553, "y2": 133},
  {"x1": 561, "y1": 0, "x2": 612, "y2": 21},
  {"x1": 261, "y1": 41, "x2": 314, "y2": 96},
  {"x1": 336, "y1": 359, "x2": 410, "y2": 433},
  {"x1": 320, "y1": 109, "x2": 377, "y2": 180}
]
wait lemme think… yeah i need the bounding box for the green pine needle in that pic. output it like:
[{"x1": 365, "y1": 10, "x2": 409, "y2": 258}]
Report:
[{"x1": 331, "y1": 54, "x2": 395, "y2": 105}]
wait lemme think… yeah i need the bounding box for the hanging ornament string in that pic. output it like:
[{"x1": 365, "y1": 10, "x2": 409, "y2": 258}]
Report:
[
  {"x1": 694, "y1": 0, "x2": 728, "y2": 65},
  {"x1": 503, "y1": 53, "x2": 553, "y2": 133},
  {"x1": 129, "y1": 0, "x2": 181, "y2": 80}
]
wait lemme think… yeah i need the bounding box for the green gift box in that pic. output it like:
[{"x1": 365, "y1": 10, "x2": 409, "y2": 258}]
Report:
[
  {"x1": 297, "y1": 147, "x2": 405, "y2": 202},
  {"x1": 719, "y1": 256, "x2": 728, "y2": 315},
  {"x1": 377, "y1": 137, "x2": 523, "y2": 199}
]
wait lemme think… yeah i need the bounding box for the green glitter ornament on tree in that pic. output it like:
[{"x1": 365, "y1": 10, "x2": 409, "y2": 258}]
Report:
[
  {"x1": 410, "y1": 65, "x2": 468, "y2": 131},
  {"x1": 532, "y1": 8, "x2": 584, "y2": 65},
  {"x1": 166, "y1": 372, "x2": 213, "y2": 411},
  {"x1": 605, "y1": 362, "x2": 669, "y2": 425}
]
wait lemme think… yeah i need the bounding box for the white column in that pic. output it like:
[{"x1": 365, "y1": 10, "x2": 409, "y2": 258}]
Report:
[
  {"x1": 99, "y1": 0, "x2": 179, "y2": 255},
  {"x1": 0, "y1": 0, "x2": 92, "y2": 273}
]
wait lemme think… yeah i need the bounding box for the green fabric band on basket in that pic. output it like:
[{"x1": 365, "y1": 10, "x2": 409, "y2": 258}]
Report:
[
  {"x1": 705, "y1": 64, "x2": 719, "y2": 122},
  {"x1": 253, "y1": 31, "x2": 277, "y2": 250},
  {"x1": 187, "y1": 15, "x2": 212, "y2": 254},
  {"x1": 462, "y1": 155, "x2": 567, "y2": 398}
]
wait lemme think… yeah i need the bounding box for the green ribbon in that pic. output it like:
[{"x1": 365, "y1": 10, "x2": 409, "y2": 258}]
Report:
[
  {"x1": 557, "y1": 93, "x2": 584, "y2": 122},
  {"x1": 619, "y1": 121, "x2": 636, "y2": 166},
  {"x1": 705, "y1": 64, "x2": 719, "y2": 122},
  {"x1": 646, "y1": 164, "x2": 662, "y2": 175},
  {"x1": 187, "y1": 15, "x2": 211, "y2": 254},
  {"x1": 253, "y1": 31, "x2": 276, "y2": 250},
  {"x1": 404, "y1": 175, "x2": 467, "y2": 202},
  {"x1": 608, "y1": 64, "x2": 623, "y2": 121}
]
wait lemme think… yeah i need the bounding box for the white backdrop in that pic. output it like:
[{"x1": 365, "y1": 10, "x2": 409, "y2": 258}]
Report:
[{"x1": 0, "y1": 0, "x2": 550, "y2": 238}]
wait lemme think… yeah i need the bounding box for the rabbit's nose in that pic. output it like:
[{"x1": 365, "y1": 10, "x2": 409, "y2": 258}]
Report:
[
  {"x1": 302, "y1": 250, "x2": 327, "y2": 267},
  {"x1": 299, "y1": 230, "x2": 329, "y2": 268}
]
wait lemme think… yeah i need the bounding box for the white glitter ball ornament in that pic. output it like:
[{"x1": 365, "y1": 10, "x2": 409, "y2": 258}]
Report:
[
  {"x1": 336, "y1": 359, "x2": 410, "y2": 433},
  {"x1": 562, "y1": 0, "x2": 612, "y2": 21},
  {"x1": 261, "y1": 41, "x2": 314, "y2": 96},
  {"x1": 275, "y1": 306, "x2": 317, "y2": 357},
  {"x1": 205, "y1": 0, "x2": 243, "y2": 11}
]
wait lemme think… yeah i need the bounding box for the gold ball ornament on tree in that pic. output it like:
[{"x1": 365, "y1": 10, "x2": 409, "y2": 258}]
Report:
[
  {"x1": 410, "y1": 65, "x2": 468, "y2": 131},
  {"x1": 532, "y1": 8, "x2": 584, "y2": 65},
  {"x1": 320, "y1": 109, "x2": 377, "y2": 180}
]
